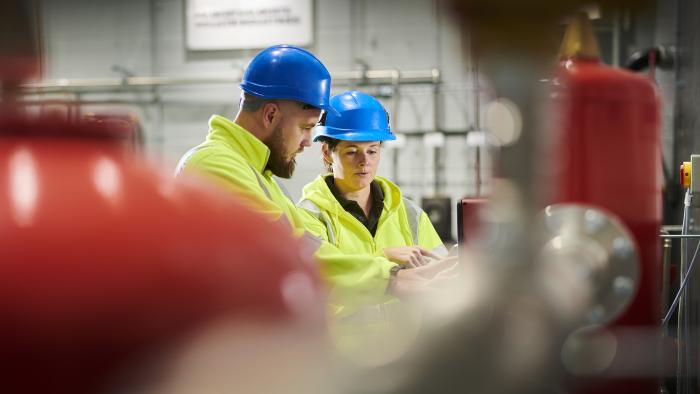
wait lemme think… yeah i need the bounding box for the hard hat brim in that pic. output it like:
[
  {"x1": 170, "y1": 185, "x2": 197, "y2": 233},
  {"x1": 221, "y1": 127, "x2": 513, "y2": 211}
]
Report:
[{"x1": 313, "y1": 126, "x2": 396, "y2": 142}]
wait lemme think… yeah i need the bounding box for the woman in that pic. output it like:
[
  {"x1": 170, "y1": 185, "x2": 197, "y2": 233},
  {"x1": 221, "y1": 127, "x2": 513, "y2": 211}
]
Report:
[
  {"x1": 297, "y1": 91, "x2": 454, "y2": 363},
  {"x1": 298, "y1": 90, "x2": 447, "y2": 275}
]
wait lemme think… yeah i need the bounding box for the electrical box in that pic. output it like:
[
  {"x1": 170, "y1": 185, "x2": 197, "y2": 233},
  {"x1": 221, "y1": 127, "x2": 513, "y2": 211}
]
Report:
[{"x1": 421, "y1": 196, "x2": 453, "y2": 243}]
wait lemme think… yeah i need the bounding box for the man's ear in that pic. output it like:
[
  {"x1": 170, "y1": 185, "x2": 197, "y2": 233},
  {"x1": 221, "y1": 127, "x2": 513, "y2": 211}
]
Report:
[{"x1": 261, "y1": 102, "x2": 281, "y2": 130}]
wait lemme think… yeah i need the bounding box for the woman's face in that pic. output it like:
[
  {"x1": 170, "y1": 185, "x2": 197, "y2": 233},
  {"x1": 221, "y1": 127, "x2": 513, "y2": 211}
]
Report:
[{"x1": 324, "y1": 140, "x2": 381, "y2": 192}]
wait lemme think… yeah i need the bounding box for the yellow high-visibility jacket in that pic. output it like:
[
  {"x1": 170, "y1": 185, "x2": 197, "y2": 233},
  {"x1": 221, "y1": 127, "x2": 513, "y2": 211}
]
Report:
[
  {"x1": 298, "y1": 175, "x2": 448, "y2": 358},
  {"x1": 298, "y1": 174, "x2": 446, "y2": 259},
  {"x1": 176, "y1": 115, "x2": 401, "y2": 312},
  {"x1": 297, "y1": 175, "x2": 447, "y2": 312}
]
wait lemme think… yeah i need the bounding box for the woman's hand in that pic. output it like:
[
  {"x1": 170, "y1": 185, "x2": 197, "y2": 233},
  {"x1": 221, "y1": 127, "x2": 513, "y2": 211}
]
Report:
[
  {"x1": 384, "y1": 246, "x2": 442, "y2": 268},
  {"x1": 390, "y1": 257, "x2": 460, "y2": 299}
]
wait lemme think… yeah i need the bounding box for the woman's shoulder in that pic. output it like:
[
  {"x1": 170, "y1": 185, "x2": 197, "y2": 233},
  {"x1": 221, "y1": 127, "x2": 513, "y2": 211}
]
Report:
[{"x1": 298, "y1": 174, "x2": 336, "y2": 210}]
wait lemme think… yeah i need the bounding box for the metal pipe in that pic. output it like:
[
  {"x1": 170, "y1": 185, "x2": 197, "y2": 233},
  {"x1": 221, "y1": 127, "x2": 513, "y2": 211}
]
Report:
[
  {"x1": 432, "y1": 0, "x2": 443, "y2": 196},
  {"x1": 678, "y1": 194, "x2": 690, "y2": 393},
  {"x1": 475, "y1": 144, "x2": 481, "y2": 196},
  {"x1": 612, "y1": 8, "x2": 621, "y2": 67},
  {"x1": 17, "y1": 98, "x2": 219, "y2": 106},
  {"x1": 661, "y1": 229, "x2": 672, "y2": 336},
  {"x1": 19, "y1": 69, "x2": 441, "y2": 94},
  {"x1": 661, "y1": 234, "x2": 700, "y2": 238},
  {"x1": 432, "y1": 83, "x2": 442, "y2": 194},
  {"x1": 391, "y1": 71, "x2": 401, "y2": 186},
  {"x1": 663, "y1": 225, "x2": 684, "y2": 233}
]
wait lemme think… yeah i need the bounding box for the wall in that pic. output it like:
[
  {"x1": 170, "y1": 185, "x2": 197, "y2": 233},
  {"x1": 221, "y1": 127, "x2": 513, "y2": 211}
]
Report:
[{"x1": 38, "y1": 0, "x2": 494, "y2": 240}]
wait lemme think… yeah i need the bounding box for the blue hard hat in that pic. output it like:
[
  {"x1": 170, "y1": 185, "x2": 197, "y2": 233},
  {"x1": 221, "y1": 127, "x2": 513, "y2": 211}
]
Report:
[
  {"x1": 313, "y1": 91, "x2": 396, "y2": 142},
  {"x1": 240, "y1": 45, "x2": 333, "y2": 112}
]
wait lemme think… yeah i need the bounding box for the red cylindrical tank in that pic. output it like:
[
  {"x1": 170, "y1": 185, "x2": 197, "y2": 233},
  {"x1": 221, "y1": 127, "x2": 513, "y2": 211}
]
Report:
[
  {"x1": 549, "y1": 42, "x2": 661, "y2": 394},
  {"x1": 551, "y1": 56, "x2": 661, "y2": 325},
  {"x1": 0, "y1": 116, "x2": 323, "y2": 393}
]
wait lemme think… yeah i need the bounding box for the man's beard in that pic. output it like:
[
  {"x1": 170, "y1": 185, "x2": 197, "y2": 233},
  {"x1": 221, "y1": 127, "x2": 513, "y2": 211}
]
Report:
[{"x1": 264, "y1": 125, "x2": 296, "y2": 178}]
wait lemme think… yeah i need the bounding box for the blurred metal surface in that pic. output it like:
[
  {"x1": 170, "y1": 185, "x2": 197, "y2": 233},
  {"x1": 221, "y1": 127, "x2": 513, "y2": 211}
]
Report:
[
  {"x1": 376, "y1": 1, "x2": 662, "y2": 393},
  {"x1": 539, "y1": 204, "x2": 641, "y2": 326}
]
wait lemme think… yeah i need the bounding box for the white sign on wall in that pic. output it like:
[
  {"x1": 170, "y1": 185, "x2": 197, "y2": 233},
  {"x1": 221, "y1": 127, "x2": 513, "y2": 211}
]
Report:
[{"x1": 186, "y1": 0, "x2": 313, "y2": 50}]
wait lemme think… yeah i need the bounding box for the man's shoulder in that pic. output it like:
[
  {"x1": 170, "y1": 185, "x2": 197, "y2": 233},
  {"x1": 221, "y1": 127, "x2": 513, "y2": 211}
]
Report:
[{"x1": 181, "y1": 140, "x2": 248, "y2": 171}]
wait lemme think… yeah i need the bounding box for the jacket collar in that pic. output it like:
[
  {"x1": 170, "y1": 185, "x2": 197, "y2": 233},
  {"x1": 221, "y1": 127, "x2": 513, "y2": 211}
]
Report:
[
  {"x1": 302, "y1": 174, "x2": 403, "y2": 214},
  {"x1": 206, "y1": 114, "x2": 271, "y2": 174}
]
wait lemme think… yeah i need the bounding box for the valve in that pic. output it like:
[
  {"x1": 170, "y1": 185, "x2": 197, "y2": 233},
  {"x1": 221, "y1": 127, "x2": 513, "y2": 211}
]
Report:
[{"x1": 681, "y1": 161, "x2": 691, "y2": 189}]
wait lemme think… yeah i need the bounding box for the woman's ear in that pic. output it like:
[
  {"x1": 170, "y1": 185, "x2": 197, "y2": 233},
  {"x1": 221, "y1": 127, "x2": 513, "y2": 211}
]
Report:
[{"x1": 321, "y1": 143, "x2": 333, "y2": 165}]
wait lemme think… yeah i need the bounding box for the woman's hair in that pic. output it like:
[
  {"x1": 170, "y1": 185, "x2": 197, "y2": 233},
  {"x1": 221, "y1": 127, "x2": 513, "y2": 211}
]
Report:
[{"x1": 317, "y1": 136, "x2": 340, "y2": 173}]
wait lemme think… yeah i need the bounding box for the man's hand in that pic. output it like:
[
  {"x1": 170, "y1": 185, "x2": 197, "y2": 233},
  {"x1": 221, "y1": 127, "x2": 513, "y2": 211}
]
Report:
[{"x1": 384, "y1": 246, "x2": 443, "y2": 268}]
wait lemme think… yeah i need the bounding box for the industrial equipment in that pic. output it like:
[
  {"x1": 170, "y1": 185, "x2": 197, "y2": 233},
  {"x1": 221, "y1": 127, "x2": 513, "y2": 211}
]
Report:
[{"x1": 546, "y1": 13, "x2": 662, "y2": 393}]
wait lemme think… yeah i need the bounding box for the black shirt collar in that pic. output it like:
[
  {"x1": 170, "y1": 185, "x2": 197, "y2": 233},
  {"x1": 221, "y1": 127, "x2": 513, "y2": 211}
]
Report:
[{"x1": 325, "y1": 176, "x2": 384, "y2": 236}]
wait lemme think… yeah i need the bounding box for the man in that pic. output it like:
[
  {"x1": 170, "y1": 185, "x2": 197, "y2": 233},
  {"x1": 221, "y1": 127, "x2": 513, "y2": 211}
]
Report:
[{"x1": 177, "y1": 45, "x2": 456, "y2": 316}]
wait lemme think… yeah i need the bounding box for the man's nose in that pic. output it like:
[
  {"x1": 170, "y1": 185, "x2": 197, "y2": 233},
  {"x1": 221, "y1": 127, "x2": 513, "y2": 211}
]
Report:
[{"x1": 301, "y1": 130, "x2": 312, "y2": 148}]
